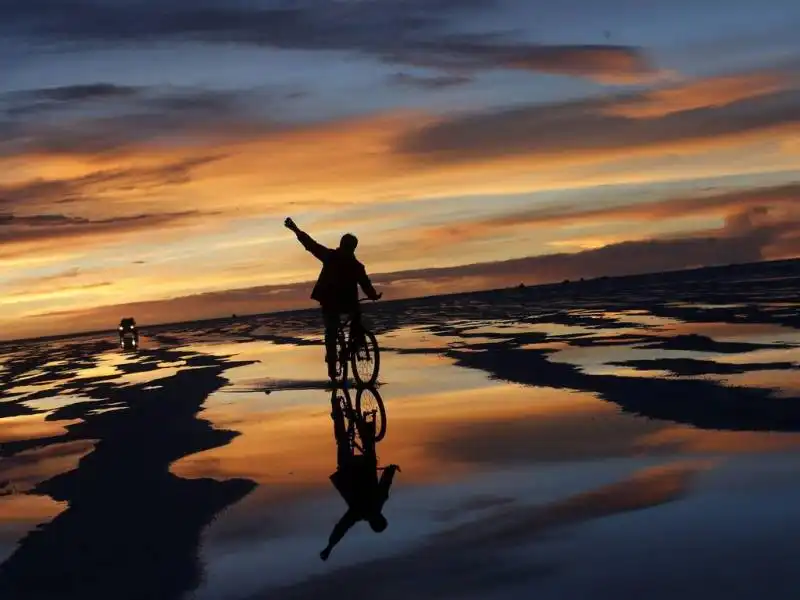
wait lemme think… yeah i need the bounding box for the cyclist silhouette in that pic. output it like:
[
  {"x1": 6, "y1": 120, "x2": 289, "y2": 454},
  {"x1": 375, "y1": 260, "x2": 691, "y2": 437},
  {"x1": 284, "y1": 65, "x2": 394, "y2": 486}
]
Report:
[
  {"x1": 284, "y1": 217, "x2": 381, "y2": 379},
  {"x1": 321, "y1": 390, "x2": 399, "y2": 561}
]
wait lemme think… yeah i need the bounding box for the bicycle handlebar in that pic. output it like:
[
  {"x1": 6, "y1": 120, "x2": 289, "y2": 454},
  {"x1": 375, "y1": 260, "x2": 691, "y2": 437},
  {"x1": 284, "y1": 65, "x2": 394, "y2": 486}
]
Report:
[{"x1": 378, "y1": 464, "x2": 401, "y2": 472}]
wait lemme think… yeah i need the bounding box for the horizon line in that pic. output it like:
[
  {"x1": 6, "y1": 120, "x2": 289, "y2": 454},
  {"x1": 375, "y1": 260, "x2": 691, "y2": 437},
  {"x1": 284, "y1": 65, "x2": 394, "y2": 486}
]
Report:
[{"x1": 1, "y1": 257, "x2": 796, "y2": 346}]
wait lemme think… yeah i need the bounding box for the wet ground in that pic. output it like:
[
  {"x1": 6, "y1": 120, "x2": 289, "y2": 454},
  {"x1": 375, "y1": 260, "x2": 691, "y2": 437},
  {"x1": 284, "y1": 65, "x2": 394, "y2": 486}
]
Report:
[{"x1": 1, "y1": 260, "x2": 799, "y2": 599}]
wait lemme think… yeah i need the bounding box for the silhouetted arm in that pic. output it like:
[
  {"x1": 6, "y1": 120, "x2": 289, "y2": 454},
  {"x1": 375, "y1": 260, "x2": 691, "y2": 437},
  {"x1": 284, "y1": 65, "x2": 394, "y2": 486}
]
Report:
[
  {"x1": 285, "y1": 217, "x2": 330, "y2": 262},
  {"x1": 376, "y1": 464, "x2": 399, "y2": 507},
  {"x1": 357, "y1": 266, "x2": 380, "y2": 300},
  {"x1": 296, "y1": 230, "x2": 331, "y2": 262},
  {"x1": 321, "y1": 509, "x2": 359, "y2": 559}
]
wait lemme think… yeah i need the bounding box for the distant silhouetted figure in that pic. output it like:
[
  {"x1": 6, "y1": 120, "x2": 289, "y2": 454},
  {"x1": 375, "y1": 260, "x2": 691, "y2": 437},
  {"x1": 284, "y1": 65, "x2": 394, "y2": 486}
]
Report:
[
  {"x1": 284, "y1": 217, "x2": 381, "y2": 379},
  {"x1": 118, "y1": 317, "x2": 138, "y2": 346},
  {"x1": 320, "y1": 392, "x2": 399, "y2": 561}
]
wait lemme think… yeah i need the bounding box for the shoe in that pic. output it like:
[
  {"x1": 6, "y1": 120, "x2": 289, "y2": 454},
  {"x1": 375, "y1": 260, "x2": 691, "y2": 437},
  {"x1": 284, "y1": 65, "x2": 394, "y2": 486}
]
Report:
[{"x1": 327, "y1": 363, "x2": 338, "y2": 380}]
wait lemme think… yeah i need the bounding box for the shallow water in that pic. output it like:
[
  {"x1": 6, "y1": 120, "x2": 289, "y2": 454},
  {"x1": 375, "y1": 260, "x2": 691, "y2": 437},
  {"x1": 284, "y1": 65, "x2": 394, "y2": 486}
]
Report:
[{"x1": 1, "y1": 262, "x2": 799, "y2": 599}]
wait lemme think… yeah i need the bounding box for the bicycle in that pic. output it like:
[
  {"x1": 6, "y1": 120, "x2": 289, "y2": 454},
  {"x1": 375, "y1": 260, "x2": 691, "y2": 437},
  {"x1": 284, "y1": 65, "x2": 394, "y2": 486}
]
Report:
[
  {"x1": 335, "y1": 384, "x2": 387, "y2": 448},
  {"x1": 333, "y1": 299, "x2": 381, "y2": 386}
]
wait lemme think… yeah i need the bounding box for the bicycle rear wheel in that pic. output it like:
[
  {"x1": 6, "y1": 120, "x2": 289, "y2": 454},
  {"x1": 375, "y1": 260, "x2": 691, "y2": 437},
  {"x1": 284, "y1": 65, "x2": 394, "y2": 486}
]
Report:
[
  {"x1": 350, "y1": 329, "x2": 380, "y2": 386},
  {"x1": 355, "y1": 386, "x2": 387, "y2": 442}
]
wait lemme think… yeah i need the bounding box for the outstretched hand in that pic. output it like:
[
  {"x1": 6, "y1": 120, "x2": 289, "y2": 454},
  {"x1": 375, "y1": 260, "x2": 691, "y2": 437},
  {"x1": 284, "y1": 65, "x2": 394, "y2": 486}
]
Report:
[{"x1": 284, "y1": 217, "x2": 298, "y2": 232}]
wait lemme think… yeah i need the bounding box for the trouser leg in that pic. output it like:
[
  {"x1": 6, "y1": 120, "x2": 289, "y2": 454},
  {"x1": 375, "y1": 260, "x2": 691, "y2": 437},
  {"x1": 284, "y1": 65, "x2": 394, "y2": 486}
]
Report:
[
  {"x1": 322, "y1": 310, "x2": 340, "y2": 377},
  {"x1": 330, "y1": 391, "x2": 350, "y2": 466}
]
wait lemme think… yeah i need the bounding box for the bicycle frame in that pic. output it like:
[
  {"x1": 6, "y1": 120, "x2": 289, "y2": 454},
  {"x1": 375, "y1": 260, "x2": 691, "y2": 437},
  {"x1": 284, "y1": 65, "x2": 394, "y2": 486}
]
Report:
[
  {"x1": 330, "y1": 297, "x2": 380, "y2": 386},
  {"x1": 334, "y1": 313, "x2": 367, "y2": 379}
]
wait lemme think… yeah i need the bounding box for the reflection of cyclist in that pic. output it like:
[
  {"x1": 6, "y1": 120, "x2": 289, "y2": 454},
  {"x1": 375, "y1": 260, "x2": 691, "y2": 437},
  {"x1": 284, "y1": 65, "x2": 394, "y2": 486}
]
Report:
[
  {"x1": 321, "y1": 392, "x2": 399, "y2": 561},
  {"x1": 284, "y1": 217, "x2": 382, "y2": 379}
]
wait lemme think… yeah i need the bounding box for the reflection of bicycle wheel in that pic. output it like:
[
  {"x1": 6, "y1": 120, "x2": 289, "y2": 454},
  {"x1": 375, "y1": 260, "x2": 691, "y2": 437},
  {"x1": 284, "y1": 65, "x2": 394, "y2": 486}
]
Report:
[
  {"x1": 336, "y1": 387, "x2": 355, "y2": 436},
  {"x1": 356, "y1": 386, "x2": 387, "y2": 442},
  {"x1": 351, "y1": 329, "x2": 380, "y2": 386}
]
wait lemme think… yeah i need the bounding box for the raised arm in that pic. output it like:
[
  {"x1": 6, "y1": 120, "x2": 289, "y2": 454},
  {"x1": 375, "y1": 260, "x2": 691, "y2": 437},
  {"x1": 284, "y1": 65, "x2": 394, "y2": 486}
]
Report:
[
  {"x1": 320, "y1": 509, "x2": 358, "y2": 561},
  {"x1": 284, "y1": 217, "x2": 331, "y2": 262}
]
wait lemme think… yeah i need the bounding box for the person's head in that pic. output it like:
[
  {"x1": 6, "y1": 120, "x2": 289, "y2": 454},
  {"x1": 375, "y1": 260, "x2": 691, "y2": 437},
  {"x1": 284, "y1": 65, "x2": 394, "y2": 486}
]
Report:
[
  {"x1": 339, "y1": 233, "x2": 358, "y2": 254},
  {"x1": 368, "y1": 513, "x2": 388, "y2": 533}
]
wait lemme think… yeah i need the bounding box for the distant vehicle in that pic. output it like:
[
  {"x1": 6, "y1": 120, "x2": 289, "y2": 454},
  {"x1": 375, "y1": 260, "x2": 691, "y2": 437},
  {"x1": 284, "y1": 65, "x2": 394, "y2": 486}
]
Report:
[{"x1": 118, "y1": 317, "x2": 139, "y2": 351}]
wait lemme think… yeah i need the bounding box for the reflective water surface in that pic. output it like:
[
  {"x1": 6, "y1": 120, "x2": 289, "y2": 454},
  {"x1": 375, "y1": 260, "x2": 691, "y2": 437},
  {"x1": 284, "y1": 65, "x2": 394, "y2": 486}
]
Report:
[{"x1": 1, "y1": 262, "x2": 799, "y2": 599}]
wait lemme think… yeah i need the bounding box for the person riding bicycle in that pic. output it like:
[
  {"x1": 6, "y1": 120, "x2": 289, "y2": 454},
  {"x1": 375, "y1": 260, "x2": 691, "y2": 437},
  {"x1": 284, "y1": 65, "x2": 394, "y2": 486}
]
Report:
[
  {"x1": 320, "y1": 390, "x2": 400, "y2": 561},
  {"x1": 284, "y1": 217, "x2": 382, "y2": 379}
]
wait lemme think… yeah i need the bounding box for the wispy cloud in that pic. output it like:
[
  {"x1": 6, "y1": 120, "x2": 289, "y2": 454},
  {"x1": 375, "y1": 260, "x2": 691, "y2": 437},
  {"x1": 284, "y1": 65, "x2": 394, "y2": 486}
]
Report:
[
  {"x1": 0, "y1": 209, "x2": 213, "y2": 262},
  {"x1": 398, "y1": 184, "x2": 800, "y2": 248},
  {"x1": 602, "y1": 72, "x2": 793, "y2": 119},
  {"x1": 385, "y1": 40, "x2": 662, "y2": 83},
  {"x1": 404, "y1": 40, "x2": 662, "y2": 82},
  {"x1": 1, "y1": 1, "x2": 661, "y2": 83},
  {"x1": 396, "y1": 79, "x2": 800, "y2": 164},
  {"x1": 0, "y1": 84, "x2": 297, "y2": 157},
  {"x1": 389, "y1": 72, "x2": 473, "y2": 90},
  {"x1": 2, "y1": 83, "x2": 139, "y2": 118}
]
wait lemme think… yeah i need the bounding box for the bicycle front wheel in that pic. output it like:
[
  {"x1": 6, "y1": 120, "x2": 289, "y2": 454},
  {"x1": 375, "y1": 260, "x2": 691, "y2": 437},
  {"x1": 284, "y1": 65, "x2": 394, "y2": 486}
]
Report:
[
  {"x1": 350, "y1": 329, "x2": 380, "y2": 386},
  {"x1": 355, "y1": 385, "x2": 387, "y2": 442}
]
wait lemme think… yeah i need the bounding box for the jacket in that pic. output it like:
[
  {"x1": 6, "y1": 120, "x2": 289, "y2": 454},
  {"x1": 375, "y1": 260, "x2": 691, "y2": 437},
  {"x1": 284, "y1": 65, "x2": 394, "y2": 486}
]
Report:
[{"x1": 296, "y1": 231, "x2": 378, "y2": 312}]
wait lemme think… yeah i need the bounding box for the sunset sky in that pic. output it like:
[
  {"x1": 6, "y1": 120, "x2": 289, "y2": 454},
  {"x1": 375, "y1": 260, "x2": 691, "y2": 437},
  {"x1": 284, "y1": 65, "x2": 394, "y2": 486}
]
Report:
[{"x1": 1, "y1": 0, "x2": 799, "y2": 340}]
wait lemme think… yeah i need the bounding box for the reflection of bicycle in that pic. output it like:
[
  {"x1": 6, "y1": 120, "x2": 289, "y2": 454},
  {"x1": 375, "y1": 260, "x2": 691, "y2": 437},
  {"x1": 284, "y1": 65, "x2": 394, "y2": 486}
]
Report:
[
  {"x1": 322, "y1": 384, "x2": 397, "y2": 562},
  {"x1": 334, "y1": 301, "x2": 380, "y2": 386},
  {"x1": 336, "y1": 385, "x2": 387, "y2": 448}
]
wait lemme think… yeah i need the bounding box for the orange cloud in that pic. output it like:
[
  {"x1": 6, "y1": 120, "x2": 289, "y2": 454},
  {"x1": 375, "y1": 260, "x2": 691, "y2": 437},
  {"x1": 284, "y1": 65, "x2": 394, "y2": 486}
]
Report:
[
  {"x1": 396, "y1": 84, "x2": 800, "y2": 168},
  {"x1": 380, "y1": 183, "x2": 800, "y2": 255},
  {"x1": 603, "y1": 72, "x2": 791, "y2": 118},
  {"x1": 0, "y1": 210, "x2": 214, "y2": 265},
  {"x1": 636, "y1": 427, "x2": 800, "y2": 455},
  {"x1": 9, "y1": 70, "x2": 799, "y2": 229},
  {"x1": 499, "y1": 45, "x2": 663, "y2": 83}
]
